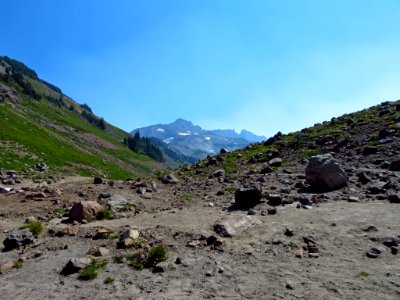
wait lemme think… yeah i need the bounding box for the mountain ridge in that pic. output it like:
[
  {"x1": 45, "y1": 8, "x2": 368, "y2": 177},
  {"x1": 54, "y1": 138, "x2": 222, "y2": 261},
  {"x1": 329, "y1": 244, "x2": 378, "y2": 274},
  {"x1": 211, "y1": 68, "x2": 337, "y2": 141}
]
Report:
[{"x1": 131, "y1": 118, "x2": 266, "y2": 162}]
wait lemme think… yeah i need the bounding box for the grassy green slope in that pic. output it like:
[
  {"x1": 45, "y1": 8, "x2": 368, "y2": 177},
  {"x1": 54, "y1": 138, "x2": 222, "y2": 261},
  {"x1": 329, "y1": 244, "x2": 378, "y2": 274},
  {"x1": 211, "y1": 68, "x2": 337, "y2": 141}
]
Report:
[{"x1": 0, "y1": 59, "x2": 165, "y2": 180}]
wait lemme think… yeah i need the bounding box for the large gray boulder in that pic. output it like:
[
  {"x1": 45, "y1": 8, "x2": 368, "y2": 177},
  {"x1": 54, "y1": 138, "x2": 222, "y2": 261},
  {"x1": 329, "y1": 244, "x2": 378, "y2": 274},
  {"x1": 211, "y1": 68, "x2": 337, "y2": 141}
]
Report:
[{"x1": 305, "y1": 154, "x2": 348, "y2": 190}]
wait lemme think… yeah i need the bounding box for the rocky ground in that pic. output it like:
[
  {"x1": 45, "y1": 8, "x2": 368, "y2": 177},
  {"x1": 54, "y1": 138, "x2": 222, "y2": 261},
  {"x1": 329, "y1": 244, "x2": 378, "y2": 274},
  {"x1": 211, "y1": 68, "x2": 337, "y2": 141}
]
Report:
[{"x1": 0, "y1": 100, "x2": 399, "y2": 299}]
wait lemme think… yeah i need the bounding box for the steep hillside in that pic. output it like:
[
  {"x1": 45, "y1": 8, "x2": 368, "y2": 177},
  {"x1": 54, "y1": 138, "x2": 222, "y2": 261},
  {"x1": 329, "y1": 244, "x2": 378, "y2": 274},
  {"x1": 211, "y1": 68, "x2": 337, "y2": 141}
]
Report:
[{"x1": 0, "y1": 56, "x2": 165, "y2": 180}]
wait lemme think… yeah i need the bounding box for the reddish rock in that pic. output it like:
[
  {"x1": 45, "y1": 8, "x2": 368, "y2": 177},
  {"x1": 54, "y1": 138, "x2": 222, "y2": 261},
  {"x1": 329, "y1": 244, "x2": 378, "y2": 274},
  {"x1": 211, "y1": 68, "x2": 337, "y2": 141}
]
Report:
[
  {"x1": 68, "y1": 201, "x2": 103, "y2": 223},
  {"x1": 62, "y1": 226, "x2": 79, "y2": 236},
  {"x1": 89, "y1": 246, "x2": 110, "y2": 257},
  {"x1": 0, "y1": 260, "x2": 15, "y2": 275}
]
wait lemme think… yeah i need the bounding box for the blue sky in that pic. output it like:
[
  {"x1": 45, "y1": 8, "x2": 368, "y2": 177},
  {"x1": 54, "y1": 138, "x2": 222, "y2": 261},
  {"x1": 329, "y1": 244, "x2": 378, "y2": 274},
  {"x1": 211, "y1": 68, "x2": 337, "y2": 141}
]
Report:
[{"x1": 2, "y1": 0, "x2": 400, "y2": 136}]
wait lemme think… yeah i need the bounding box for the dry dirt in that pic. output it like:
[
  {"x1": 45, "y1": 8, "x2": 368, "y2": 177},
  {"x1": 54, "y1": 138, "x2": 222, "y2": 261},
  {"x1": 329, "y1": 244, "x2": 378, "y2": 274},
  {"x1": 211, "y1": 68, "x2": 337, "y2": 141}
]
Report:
[{"x1": 1, "y1": 171, "x2": 399, "y2": 300}]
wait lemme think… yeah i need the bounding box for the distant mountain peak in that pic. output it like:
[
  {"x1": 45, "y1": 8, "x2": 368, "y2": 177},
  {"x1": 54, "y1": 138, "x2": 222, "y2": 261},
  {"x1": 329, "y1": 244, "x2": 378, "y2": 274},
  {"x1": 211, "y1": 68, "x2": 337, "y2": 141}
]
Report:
[{"x1": 131, "y1": 119, "x2": 266, "y2": 163}]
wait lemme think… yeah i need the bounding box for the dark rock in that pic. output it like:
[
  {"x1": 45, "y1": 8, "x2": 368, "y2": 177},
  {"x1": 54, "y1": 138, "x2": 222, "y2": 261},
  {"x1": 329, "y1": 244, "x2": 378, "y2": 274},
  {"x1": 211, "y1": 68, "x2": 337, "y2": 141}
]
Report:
[
  {"x1": 388, "y1": 194, "x2": 400, "y2": 203},
  {"x1": 389, "y1": 160, "x2": 400, "y2": 171},
  {"x1": 93, "y1": 177, "x2": 103, "y2": 184},
  {"x1": 362, "y1": 225, "x2": 378, "y2": 232},
  {"x1": 282, "y1": 198, "x2": 294, "y2": 205},
  {"x1": 206, "y1": 236, "x2": 218, "y2": 246},
  {"x1": 60, "y1": 258, "x2": 91, "y2": 276},
  {"x1": 284, "y1": 228, "x2": 294, "y2": 237},
  {"x1": 234, "y1": 186, "x2": 262, "y2": 207},
  {"x1": 99, "y1": 191, "x2": 112, "y2": 199},
  {"x1": 368, "y1": 182, "x2": 387, "y2": 194},
  {"x1": 363, "y1": 146, "x2": 378, "y2": 155},
  {"x1": 247, "y1": 209, "x2": 256, "y2": 215},
  {"x1": 298, "y1": 196, "x2": 311, "y2": 206},
  {"x1": 153, "y1": 262, "x2": 168, "y2": 273},
  {"x1": 382, "y1": 237, "x2": 399, "y2": 248},
  {"x1": 305, "y1": 154, "x2": 348, "y2": 190},
  {"x1": 269, "y1": 158, "x2": 282, "y2": 167},
  {"x1": 267, "y1": 207, "x2": 277, "y2": 215},
  {"x1": 3, "y1": 230, "x2": 34, "y2": 251},
  {"x1": 267, "y1": 194, "x2": 282, "y2": 206},
  {"x1": 370, "y1": 246, "x2": 386, "y2": 254},
  {"x1": 391, "y1": 246, "x2": 398, "y2": 255},
  {"x1": 366, "y1": 250, "x2": 379, "y2": 258},
  {"x1": 260, "y1": 166, "x2": 273, "y2": 174},
  {"x1": 220, "y1": 148, "x2": 228, "y2": 154},
  {"x1": 35, "y1": 162, "x2": 48, "y2": 172},
  {"x1": 357, "y1": 172, "x2": 371, "y2": 184}
]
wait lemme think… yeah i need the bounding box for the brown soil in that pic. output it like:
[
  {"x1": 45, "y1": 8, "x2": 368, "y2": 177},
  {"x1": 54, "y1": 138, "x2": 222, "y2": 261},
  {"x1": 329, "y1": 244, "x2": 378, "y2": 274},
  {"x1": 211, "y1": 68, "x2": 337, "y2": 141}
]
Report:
[{"x1": 1, "y1": 167, "x2": 399, "y2": 299}]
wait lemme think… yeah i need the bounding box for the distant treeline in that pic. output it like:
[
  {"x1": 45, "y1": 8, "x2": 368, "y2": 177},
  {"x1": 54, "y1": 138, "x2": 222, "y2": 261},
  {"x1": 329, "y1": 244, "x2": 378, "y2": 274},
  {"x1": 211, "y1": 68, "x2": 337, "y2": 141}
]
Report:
[
  {"x1": 124, "y1": 132, "x2": 164, "y2": 162},
  {"x1": 0, "y1": 56, "x2": 62, "y2": 94}
]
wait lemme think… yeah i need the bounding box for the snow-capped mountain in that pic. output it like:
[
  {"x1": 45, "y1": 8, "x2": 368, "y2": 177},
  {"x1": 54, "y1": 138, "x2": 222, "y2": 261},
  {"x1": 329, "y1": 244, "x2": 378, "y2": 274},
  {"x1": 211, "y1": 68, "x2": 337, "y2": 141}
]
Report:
[{"x1": 131, "y1": 118, "x2": 266, "y2": 162}]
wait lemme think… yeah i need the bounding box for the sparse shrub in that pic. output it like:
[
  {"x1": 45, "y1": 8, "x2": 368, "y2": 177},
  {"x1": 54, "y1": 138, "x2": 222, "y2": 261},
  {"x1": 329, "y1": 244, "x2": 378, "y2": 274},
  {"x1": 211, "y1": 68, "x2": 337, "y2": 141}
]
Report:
[
  {"x1": 78, "y1": 258, "x2": 108, "y2": 280},
  {"x1": 96, "y1": 208, "x2": 115, "y2": 220},
  {"x1": 179, "y1": 193, "x2": 192, "y2": 202},
  {"x1": 130, "y1": 261, "x2": 144, "y2": 270},
  {"x1": 19, "y1": 221, "x2": 43, "y2": 236},
  {"x1": 113, "y1": 256, "x2": 124, "y2": 264},
  {"x1": 54, "y1": 207, "x2": 66, "y2": 216},
  {"x1": 104, "y1": 276, "x2": 115, "y2": 284},
  {"x1": 14, "y1": 259, "x2": 24, "y2": 269},
  {"x1": 358, "y1": 271, "x2": 369, "y2": 277},
  {"x1": 145, "y1": 244, "x2": 168, "y2": 268}
]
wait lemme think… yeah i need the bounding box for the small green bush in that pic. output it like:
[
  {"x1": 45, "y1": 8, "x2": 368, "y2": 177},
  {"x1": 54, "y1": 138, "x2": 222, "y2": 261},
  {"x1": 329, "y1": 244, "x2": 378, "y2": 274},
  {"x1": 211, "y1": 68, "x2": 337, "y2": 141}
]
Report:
[
  {"x1": 14, "y1": 259, "x2": 24, "y2": 269},
  {"x1": 96, "y1": 208, "x2": 115, "y2": 220},
  {"x1": 179, "y1": 193, "x2": 192, "y2": 202},
  {"x1": 113, "y1": 256, "x2": 124, "y2": 264},
  {"x1": 358, "y1": 271, "x2": 369, "y2": 277},
  {"x1": 19, "y1": 221, "x2": 43, "y2": 236},
  {"x1": 130, "y1": 261, "x2": 144, "y2": 270},
  {"x1": 145, "y1": 244, "x2": 168, "y2": 268},
  {"x1": 78, "y1": 259, "x2": 108, "y2": 280},
  {"x1": 104, "y1": 276, "x2": 115, "y2": 284}
]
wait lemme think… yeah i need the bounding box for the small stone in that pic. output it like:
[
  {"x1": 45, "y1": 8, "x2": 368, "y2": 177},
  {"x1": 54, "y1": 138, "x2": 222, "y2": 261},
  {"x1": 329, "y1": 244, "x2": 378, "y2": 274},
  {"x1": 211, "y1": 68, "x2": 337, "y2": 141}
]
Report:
[
  {"x1": 267, "y1": 207, "x2": 277, "y2": 215},
  {"x1": 93, "y1": 177, "x2": 103, "y2": 184},
  {"x1": 362, "y1": 225, "x2": 378, "y2": 232},
  {"x1": 294, "y1": 249, "x2": 303, "y2": 258},
  {"x1": 90, "y1": 246, "x2": 110, "y2": 257},
  {"x1": 284, "y1": 228, "x2": 294, "y2": 237},
  {"x1": 61, "y1": 258, "x2": 91, "y2": 275},
  {"x1": 286, "y1": 281, "x2": 294, "y2": 290},
  {"x1": 371, "y1": 246, "x2": 386, "y2": 254},
  {"x1": 205, "y1": 270, "x2": 213, "y2": 277},
  {"x1": 348, "y1": 196, "x2": 359, "y2": 203},
  {"x1": 153, "y1": 262, "x2": 168, "y2": 273},
  {"x1": 366, "y1": 250, "x2": 379, "y2": 259},
  {"x1": 175, "y1": 257, "x2": 182, "y2": 264},
  {"x1": 218, "y1": 267, "x2": 224, "y2": 273},
  {"x1": 388, "y1": 194, "x2": 400, "y2": 203},
  {"x1": 382, "y1": 237, "x2": 398, "y2": 248},
  {"x1": 99, "y1": 191, "x2": 112, "y2": 199},
  {"x1": 391, "y1": 246, "x2": 398, "y2": 255},
  {"x1": 308, "y1": 253, "x2": 319, "y2": 258},
  {"x1": 208, "y1": 202, "x2": 214, "y2": 207},
  {"x1": 0, "y1": 260, "x2": 15, "y2": 274}
]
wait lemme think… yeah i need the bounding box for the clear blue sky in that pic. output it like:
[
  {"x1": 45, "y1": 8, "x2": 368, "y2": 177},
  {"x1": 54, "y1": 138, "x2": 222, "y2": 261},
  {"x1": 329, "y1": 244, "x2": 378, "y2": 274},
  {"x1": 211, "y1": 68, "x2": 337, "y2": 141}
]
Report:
[{"x1": 2, "y1": 0, "x2": 400, "y2": 136}]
